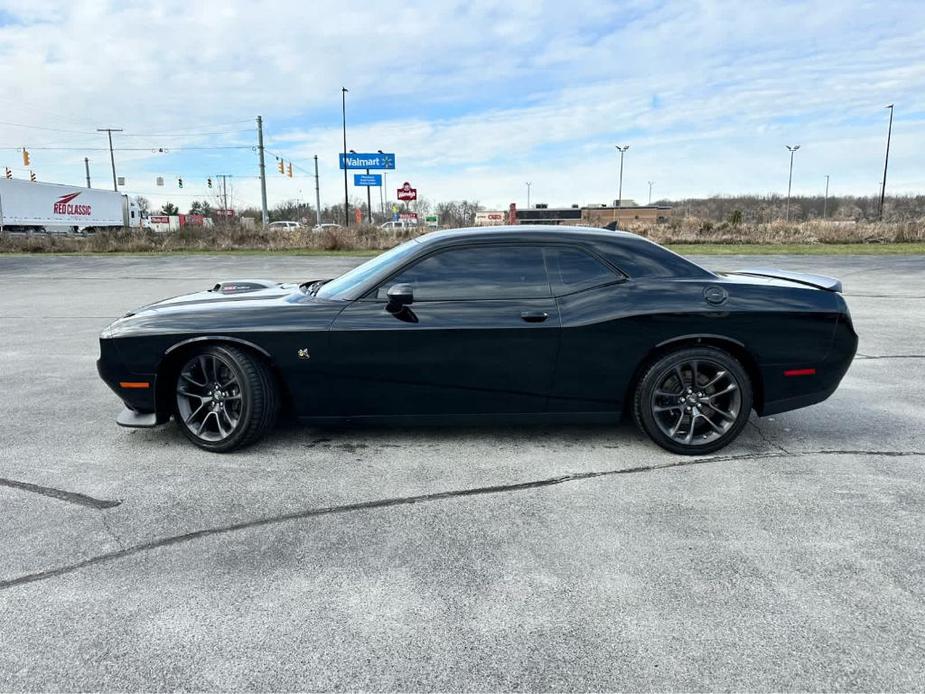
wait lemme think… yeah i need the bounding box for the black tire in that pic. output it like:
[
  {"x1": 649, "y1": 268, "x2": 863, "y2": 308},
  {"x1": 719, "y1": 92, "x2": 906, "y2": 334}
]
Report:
[
  {"x1": 173, "y1": 345, "x2": 278, "y2": 452},
  {"x1": 633, "y1": 346, "x2": 753, "y2": 455}
]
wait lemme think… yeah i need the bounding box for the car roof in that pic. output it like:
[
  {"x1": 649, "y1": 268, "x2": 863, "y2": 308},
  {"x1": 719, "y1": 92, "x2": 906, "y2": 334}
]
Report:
[{"x1": 411, "y1": 225, "x2": 714, "y2": 279}]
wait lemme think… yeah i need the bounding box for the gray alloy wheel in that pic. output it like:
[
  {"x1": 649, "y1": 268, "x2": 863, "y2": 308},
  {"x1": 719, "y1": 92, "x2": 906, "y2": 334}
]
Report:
[
  {"x1": 173, "y1": 345, "x2": 278, "y2": 452},
  {"x1": 634, "y1": 346, "x2": 753, "y2": 455},
  {"x1": 176, "y1": 353, "x2": 244, "y2": 443}
]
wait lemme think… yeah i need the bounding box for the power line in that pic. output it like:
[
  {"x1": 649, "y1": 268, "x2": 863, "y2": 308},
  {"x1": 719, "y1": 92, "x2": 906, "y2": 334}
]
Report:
[
  {"x1": 0, "y1": 119, "x2": 253, "y2": 138},
  {"x1": 0, "y1": 145, "x2": 254, "y2": 151},
  {"x1": 117, "y1": 128, "x2": 254, "y2": 138},
  {"x1": 0, "y1": 120, "x2": 97, "y2": 135}
]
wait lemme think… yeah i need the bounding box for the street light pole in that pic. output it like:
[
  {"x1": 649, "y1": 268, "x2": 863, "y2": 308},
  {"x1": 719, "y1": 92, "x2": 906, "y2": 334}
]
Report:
[
  {"x1": 341, "y1": 87, "x2": 350, "y2": 226},
  {"x1": 365, "y1": 168, "x2": 372, "y2": 224},
  {"x1": 377, "y1": 150, "x2": 386, "y2": 218},
  {"x1": 823, "y1": 174, "x2": 830, "y2": 219},
  {"x1": 785, "y1": 144, "x2": 800, "y2": 221},
  {"x1": 525, "y1": 182, "x2": 532, "y2": 209},
  {"x1": 97, "y1": 127, "x2": 122, "y2": 191},
  {"x1": 647, "y1": 180, "x2": 654, "y2": 205},
  {"x1": 615, "y1": 146, "x2": 630, "y2": 210},
  {"x1": 879, "y1": 104, "x2": 894, "y2": 221}
]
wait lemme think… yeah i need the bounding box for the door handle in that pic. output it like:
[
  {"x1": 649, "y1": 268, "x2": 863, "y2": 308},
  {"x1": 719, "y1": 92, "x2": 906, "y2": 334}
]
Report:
[{"x1": 520, "y1": 311, "x2": 549, "y2": 323}]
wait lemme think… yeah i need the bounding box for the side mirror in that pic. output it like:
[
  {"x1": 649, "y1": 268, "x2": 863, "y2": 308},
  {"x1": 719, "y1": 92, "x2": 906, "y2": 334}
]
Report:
[{"x1": 386, "y1": 284, "x2": 414, "y2": 313}]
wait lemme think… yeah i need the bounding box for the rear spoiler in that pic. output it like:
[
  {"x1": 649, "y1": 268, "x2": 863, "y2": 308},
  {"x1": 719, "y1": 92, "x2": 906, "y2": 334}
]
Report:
[{"x1": 730, "y1": 268, "x2": 843, "y2": 293}]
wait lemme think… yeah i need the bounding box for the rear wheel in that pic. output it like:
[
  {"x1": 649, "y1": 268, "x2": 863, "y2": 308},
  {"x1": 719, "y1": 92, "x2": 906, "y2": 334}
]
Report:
[
  {"x1": 634, "y1": 346, "x2": 752, "y2": 455},
  {"x1": 173, "y1": 345, "x2": 278, "y2": 452}
]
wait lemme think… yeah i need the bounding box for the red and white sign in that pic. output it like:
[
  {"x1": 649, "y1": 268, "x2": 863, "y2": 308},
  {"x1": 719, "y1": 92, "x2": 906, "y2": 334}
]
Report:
[
  {"x1": 399, "y1": 212, "x2": 418, "y2": 221},
  {"x1": 149, "y1": 215, "x2": 170, "y2": 224},
  {"x1": 474, "y1": 211, "x2": 506, "y2": 226},
  {"x1": 214, "y1": 208, "x2": 236, "y2": 218},
  {"x1": 397, "y1": 181, "x2": 417, "y2": 201}
]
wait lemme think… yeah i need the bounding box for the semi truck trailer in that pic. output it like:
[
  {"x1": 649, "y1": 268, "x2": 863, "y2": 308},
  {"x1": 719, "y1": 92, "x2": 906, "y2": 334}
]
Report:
[{"x1": 0, "y1": 179, "x2": 140, "y2": 233}]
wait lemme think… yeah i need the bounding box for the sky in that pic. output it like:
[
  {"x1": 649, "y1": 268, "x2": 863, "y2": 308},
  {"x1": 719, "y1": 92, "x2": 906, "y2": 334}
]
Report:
[{"x1": 0, "y1": 0, "x2": 923, "y2": 214}]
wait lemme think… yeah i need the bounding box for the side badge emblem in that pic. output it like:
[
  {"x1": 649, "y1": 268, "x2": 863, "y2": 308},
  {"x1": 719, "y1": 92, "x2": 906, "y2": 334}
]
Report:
[{"x1": 297, "y1": 348, "x2": 310, "y2": 360}]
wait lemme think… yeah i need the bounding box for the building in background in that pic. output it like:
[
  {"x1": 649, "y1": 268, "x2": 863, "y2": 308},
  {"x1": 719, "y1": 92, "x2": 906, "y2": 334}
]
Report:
[{"x1": 513, "y1": 203, "x2": 671, "y2": 227}]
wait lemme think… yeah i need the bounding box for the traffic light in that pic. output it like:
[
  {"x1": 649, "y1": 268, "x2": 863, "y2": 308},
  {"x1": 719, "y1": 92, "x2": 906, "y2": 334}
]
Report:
[
  {"x1": 287, "y1": 162, "x2": 293, "y2": 178},
  {"x1": 178, "y1": 177, "x2": 183, "y2": 189},
  {"x1": 4, "y1": 167, "x2": 11, "y2": 180},
  {"x1": 207, "y1": 177, "x2": 212, "y2": 189},
  {"x1": 22, "y1": 149, "x2": 30, "y2": 166},
  {"x1": 29, "y1": 170, "x2": 36, "y2": 182},
  {"x1": 277, "y1": 158, "x2": 284, "y2": 174}
]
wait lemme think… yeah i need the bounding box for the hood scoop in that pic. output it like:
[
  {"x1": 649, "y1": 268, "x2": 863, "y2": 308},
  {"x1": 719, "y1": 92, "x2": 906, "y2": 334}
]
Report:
[{"x1": 210, "y1": 279, "x2": 280, "y2": 295}]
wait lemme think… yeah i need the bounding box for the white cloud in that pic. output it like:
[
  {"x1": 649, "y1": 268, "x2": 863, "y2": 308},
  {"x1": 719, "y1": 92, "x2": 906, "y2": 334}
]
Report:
[{"x1": 1, "y1": 0, "x2": 923, "y2": 212}]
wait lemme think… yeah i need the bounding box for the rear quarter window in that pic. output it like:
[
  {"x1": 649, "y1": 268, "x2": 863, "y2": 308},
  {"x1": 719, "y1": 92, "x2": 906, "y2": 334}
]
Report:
[{"x1": 545, "y1": 247, "x2": 622, "y2": 295}]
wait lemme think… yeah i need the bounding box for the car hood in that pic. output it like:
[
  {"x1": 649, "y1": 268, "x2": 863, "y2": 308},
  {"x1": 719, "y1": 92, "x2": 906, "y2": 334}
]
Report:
[
  {"x1": 101, "y1": 278, "x2": 337, "y2": 339},
  {"x1": 129, "y1": 279, "x2": 300, "y2": 314}
]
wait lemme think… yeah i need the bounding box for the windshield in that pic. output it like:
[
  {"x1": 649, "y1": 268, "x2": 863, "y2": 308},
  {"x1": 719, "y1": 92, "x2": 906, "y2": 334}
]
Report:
[{"x1": 315, "y1": 239, "x2": 421, "y2": 299}]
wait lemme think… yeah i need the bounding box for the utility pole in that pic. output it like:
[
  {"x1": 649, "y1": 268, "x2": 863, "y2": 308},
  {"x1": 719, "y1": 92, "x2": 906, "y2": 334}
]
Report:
[
  {"x1": 97, "y1": 128, "x2": 122, "y2": 191},
  {"x1": 313, "y1": 155, "x2": 322, "y2": 227},
  {"x1": 525, "y1": 182, "x2": 532, "y2": 209},
  {"x1": 785, "y1": 144, "x2": 800, "y2": 221},
  {"x1": 215, "y1": 175, "x2": 232, "y2": 217},
  {"x1": 879, "y1": 104, "x2": 894, "y2": 221},
  {"x1": 341, "y1": 87, "x2": 350, "y2": 226},
  {"x1": 256, "y1": 115, "x2": 269, "y2": 227},
  {"x1": 647, "y1": 180, "x2": 654, "y2": 205},
  {"x1": 823, "y1": 175, "x2": 830, "y2": 219},
  {"x1": 84, "y1": 157, "x2": 91, "y2": 188}
]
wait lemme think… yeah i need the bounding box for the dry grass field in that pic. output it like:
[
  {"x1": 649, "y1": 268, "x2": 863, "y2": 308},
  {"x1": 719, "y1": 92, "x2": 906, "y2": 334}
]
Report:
[{"x1": 1, "y1": 218, "x2": 923, "y2": 255}]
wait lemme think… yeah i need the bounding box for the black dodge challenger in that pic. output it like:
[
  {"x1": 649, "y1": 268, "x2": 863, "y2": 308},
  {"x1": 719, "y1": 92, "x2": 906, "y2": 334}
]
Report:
[{"x1": 98, "y1": 226, "x2": 857, "y2": 454}]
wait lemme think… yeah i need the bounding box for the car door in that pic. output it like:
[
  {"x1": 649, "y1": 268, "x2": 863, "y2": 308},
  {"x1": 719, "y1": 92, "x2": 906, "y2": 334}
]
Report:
[{"x1": 326, "y1": 243, "x2": 561, "y2": 417}]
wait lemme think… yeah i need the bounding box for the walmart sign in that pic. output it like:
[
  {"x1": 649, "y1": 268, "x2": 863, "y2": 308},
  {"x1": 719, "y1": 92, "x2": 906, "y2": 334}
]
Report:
[{"x1": 339, "y1": 152, "x2": 396, "y2": 170}]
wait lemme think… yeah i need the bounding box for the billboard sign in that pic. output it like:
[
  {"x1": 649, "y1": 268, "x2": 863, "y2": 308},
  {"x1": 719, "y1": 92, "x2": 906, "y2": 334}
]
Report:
[
  {"x1": 339, "y1": 152, "x2": 395, "y2": 170},
  {"x1": 475, "y1": 211, "x2": 506, "y2": 226},
  {"x1": 353, "y1": 173, "x2": 382, "y2": 186},
  {"x1": 397, "y1": 181, "x2": 417, "y2": 201}
]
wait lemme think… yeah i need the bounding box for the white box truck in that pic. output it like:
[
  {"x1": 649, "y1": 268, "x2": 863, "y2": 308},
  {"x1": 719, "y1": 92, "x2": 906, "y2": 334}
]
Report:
[{"x1": 0, "y1": 179, "x2": 140, "y2": 233}]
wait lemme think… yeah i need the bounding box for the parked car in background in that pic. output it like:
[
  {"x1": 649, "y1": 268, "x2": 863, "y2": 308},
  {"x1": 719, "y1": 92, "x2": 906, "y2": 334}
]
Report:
[
  {"x1": 267, "y1": 220, "x2": 302, "y2": 231},
  {"x1": 380, "y1": 220, "x2": 418, "y2": 231},
  {"x1": 311, "y1": 223, "x2": 343, "y2": 233}
]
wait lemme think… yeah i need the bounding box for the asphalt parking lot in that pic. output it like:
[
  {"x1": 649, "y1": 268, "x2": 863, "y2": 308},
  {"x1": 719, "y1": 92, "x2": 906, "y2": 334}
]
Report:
[{"x1": 1, "y1": 252, "x2": 923, "y2": 691}]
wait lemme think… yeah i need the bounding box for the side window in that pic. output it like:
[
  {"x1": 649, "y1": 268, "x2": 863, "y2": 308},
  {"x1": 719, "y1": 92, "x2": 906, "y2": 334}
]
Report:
[
  {"x1": 377, "y1": 245, "x2": 550, "y2": 300},
  {"x1": 545, "y1": 247, "x2": 621, "y2": 296}
]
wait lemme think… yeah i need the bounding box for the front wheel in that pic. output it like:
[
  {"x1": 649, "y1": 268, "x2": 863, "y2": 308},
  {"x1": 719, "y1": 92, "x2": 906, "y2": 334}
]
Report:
[
  {"x1": 634, "y1": 346, "x2": 753, "y2": 455},
  {"x1": 173, "y1": 345, "x2": 278, "y2": 452}
]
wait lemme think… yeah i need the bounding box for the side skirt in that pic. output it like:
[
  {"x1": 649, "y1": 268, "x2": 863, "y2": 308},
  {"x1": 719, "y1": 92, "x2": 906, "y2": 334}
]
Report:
[{"x1": 295, "y1": 411, "x2": 623, "y2": 427}]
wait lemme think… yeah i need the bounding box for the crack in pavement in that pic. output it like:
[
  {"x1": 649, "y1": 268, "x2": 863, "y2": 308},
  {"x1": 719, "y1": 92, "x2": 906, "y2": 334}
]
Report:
[
  {"x1": 99, "y1": 512, "x2": 126, "y2": 552},
  {"x1": 748, "y1": 421, "x2": 791, "y2": 455},
  {"x1": 0, "y1": 478, "x2": 122, "y2": 510},
  {"x1": 1, "y1": 448, "x2": 923, "y2": 592}
]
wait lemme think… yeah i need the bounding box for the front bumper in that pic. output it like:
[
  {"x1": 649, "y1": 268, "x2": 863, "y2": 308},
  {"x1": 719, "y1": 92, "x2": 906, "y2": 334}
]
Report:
[{"x1": 96, "y1": 339, "x2": 164, "y2": 425}]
